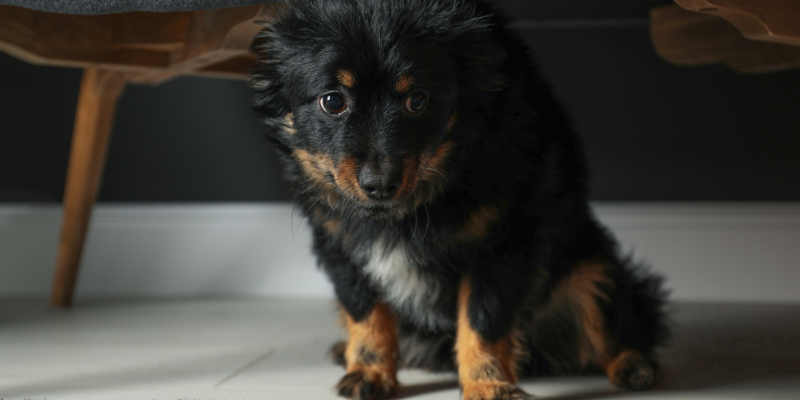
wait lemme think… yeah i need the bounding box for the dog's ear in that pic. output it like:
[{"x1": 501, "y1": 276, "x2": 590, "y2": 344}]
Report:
[
  {"x1": 250, "y1": 52, "x2": 294, "y2": 147},
  {"x1": 249, "y1": 4, "x2": 293, "y2": 120},
  {"x1": 450, "y1": 38, "x2": 508, "y2": 95},
  {"x1": 250, "y1": 67, "x2": 289, "y2": 121}
]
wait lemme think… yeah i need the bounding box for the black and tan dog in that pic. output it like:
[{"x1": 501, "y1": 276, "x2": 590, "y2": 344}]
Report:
[{"x1": 251, "y1": 1, "x2": 668, "y2": 399}]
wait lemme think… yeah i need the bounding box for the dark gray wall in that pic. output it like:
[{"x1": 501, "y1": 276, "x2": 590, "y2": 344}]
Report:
[
  {"x1": 0, "y1": 54, "x2": 288, "y2": 202},
  {"x1": 2, "y1": 0, "x2": 800, "y2": 202}
]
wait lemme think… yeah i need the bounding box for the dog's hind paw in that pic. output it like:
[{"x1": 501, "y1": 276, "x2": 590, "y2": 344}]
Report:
[
  {"x1": 607, "y1": 350, "x2": 658, "y2": 391},
  {"x1": 336, "y1": 369, "x2": 398, "y2": 400}
]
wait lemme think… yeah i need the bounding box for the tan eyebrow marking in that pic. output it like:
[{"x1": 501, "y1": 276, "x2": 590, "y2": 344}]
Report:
[
  {"x1": 336, "y1": 69, "x2": 355, "y2": 88},
  {"x1": 396, "y1": 74, "x2": 414, "y2": 93}
]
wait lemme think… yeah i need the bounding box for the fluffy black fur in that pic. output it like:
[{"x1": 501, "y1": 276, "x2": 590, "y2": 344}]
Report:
[{"x1": 251, "y1": 0, "x2": 669, "y2": 398}]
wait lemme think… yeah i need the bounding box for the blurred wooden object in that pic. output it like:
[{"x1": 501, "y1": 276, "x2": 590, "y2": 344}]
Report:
[
  {"x1": 651, "y1": 4, "x2": 800, "y2": 72},
  {"x1": 51, "y1": 68, "x2": 127, "y2": 307},
  {"x1": 0, "y1": 3, "x2": 283, "y2": 308},
  {"x1": 0, "y1": 4, "x2": 282, "y2": 83},
  {"x1": 675, "y1": 0, "x2": 800, "y2": 46}
]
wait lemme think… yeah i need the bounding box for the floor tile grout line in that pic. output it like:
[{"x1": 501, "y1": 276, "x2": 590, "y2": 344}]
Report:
[{"x1": 213, "y1": 348, "x2": 275, "y2": 389}]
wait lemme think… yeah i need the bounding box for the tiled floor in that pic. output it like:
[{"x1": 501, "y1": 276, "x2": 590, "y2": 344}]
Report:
[{"x1": 0, "y1": 298, "x2": 798, "y2": 400}]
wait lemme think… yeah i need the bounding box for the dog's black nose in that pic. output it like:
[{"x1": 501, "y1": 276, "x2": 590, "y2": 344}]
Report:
[{"x1": 358, "y1": 163, "x2": 402, "y2": 200}]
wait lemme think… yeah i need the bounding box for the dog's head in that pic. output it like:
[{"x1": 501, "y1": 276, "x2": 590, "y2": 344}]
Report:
[{"x1": 252, "y1": 0, "x2": 505, "y2": 220}]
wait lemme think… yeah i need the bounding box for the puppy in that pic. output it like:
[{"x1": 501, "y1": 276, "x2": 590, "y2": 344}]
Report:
[{"x1": 251, "y1": 1, "x2": 669, "y2": 399}]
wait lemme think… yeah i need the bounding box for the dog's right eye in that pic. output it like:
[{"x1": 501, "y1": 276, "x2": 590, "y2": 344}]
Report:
[{"x1": 319, "y1": 93, "x2": 347, "y2": 114}]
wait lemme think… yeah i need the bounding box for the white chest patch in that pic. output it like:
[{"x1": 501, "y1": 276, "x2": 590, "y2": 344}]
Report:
[{"x1": 363, "y1": 236, "x2": 443, "y2": 329}]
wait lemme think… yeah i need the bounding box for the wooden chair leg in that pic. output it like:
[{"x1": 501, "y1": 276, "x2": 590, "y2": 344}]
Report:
[{"x1": 50, "y1": 67, "x2": 127, "y2": 308}]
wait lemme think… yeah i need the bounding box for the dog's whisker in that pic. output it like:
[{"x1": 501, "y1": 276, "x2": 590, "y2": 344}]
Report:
[
  {"x1": 290, "y1": 201, "x2": 298, "y2": 242},
  {"x1": 293, "y1": 196, "x2": 325, "y2": 236},
  {"x1": 344, "y1": 202, "x2": 357, "y2": 226},
  {"x1": 300, "y1": 183, "x2": 321, "y2": 196},
  {"x1": 294, "y1": 207, "x2": 310, "y2": 236},
  {"x1": 330, "y1": 198, "x2": 339, "y2": 214},
  {"x1": 292, "y1": 182, "x2": 326, "y2": 241},
  {"x1": 411, "y1": 206, "x2": 419, "y2": 241},
  {"x1": 422, "y1": 204, "x2": 430, "y2": 241},
  {"x1": 306, "y1": 196, "x2": 324, "y2": 215},
  {"x1": 423, "y1": 164, "x2": 448, "y2": 182}
]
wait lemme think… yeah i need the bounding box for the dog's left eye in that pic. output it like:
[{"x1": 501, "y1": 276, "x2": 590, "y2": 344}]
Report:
[
  {"x1": 405, "y1": 91, "x2": 428, "y2": 113},
  {"x1": 319, "y1": 93, "x2": 347, "y2": 114}
]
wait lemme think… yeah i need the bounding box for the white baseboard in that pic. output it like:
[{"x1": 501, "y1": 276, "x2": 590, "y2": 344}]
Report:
[{"x1": 1, "y1": 203, "x2": 799, "y2": 302}]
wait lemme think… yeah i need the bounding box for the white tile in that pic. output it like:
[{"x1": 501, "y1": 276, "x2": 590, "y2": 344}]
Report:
[{"x1": 0, "y1": 299, "x2": 798, "y2": 400}]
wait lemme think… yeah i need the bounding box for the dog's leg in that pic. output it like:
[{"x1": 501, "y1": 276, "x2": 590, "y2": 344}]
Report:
[
  {"x1": 550, "y1": 260, "x2": 659, "y2": 391},
  {"x1": 456, "y1": 280, "x2": 534, "y2": 400},
  {"x1": 337, "y1": 301, "x2": 399, "y2": 400}
]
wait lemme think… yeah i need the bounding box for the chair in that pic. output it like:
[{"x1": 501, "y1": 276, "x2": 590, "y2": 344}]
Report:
[{"x1": 0, "y1": 1, "x2": 283, "y2": 307}]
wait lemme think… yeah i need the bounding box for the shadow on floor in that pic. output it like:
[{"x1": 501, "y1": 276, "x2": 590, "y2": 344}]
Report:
[
  {"x1": 395, "y1": 380, "x2": 460, "y2": 399},
  {"x1": 655, "y1": 303, "x2": 800, "y2": 392},
  {"x1": 394, "y1": 304, "x2": 800, "y2": 399}
]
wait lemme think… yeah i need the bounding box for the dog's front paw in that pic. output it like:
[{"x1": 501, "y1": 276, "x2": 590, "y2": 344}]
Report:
[
  {"x1": 328, "y1": 340, "x2": 347, "y2": 368},
  {"x1": 462, "y1": 383, "x2": 536, "y2": 400},
  {"x1": 336, "y1": 369, "x2": 398, "y2": 400}
]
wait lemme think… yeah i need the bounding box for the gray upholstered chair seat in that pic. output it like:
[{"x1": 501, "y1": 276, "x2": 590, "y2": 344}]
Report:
[{"x1": 0, "y1": 0, "x2": 267, "y2": 14}]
